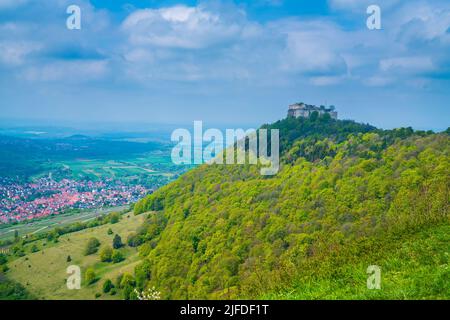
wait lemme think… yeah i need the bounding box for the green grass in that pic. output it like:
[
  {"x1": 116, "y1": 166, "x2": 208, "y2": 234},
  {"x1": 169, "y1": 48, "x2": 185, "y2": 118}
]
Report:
[
  {"x1": 5, "y1": 213, "x2": 147, "y2": 300},
  {"x1": 262, "y1": 223, "x2": 450, "y2": 300}
]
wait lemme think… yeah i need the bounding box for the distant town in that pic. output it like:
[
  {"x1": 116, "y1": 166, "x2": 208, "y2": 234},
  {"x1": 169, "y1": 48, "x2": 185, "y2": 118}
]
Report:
[{"x1": 0, "y1": 177, "x2": 151, "y2": 224}]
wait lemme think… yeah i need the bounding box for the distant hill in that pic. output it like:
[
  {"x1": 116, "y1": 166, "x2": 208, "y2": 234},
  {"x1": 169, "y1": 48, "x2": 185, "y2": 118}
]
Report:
[
  {"x1": 131, "y1": 114, "x2": 449, "y2": 299},
  {"x1": 65, "y1": 134, "x2": 92, "y2": 141}
]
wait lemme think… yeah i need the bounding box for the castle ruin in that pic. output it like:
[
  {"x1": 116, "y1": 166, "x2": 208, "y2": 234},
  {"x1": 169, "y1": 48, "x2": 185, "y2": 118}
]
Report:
[{"x1": 288, "y1": 102, "x2": 338, "y2": 119}]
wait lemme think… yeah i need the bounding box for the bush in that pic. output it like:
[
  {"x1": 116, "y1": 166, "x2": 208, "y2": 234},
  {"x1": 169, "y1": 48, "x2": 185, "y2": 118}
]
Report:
[
  {"x1": 85, "y1": 268, "x2": 97, "y2": 285},
  {"x1": 115, "y1": 274, "x2": 124, "y2": 289},
  {"x1": 108, "y1": 212, "x2": 121, "y2": 224},
  {"x1": 112, "y1": 250, "x2": 124, "y2": 263},
  {"x1": 102, "y1": 279, "x2": 114, "y2": 293},
  {"x1": 0, "y1": 278, "x2": 32, "y2": 300},
  {"x1": 120, "y1": 273, "x2": 136, "y2": 300},
  {"x1": 127, "y1": 233, "x2": 143, "y2": 247},
  {"x1": 135, "y1": 259, "x2": 152, "y2": 289},
  {"x1": 107, "y1": 228, "x2": 113, "y2": 235},
  {"x1": 0, "y1": 253, "x2": 7, "y2": 265},
  {"x1": 113, "y1": 234, "x2": 123, "y2": 249},
  {"x1": 99, "y1": 246, "x2": 113, "y2": 262},
  {"x1": 84, "y1": 238, "x2": 101, "y2": 256}
]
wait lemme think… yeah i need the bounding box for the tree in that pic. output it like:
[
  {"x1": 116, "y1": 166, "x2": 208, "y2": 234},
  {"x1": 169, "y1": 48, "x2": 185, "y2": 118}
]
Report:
[
  {"x1": 0, "y1": 253, "x2": 7, "y2": 265},
  {"x1": 66, "y1": 255, "x2": 72, "y2": 262},
  {"x1": 120, "y1": 273, "x2": 136, "y2": 300},
  {"x1": 127, "y1": 233, "x2": 143, "y2": 247},
  {"x1": 102, "y1": 279, "x2": 114, "y2": 293},
  {"x1": 31, "y1": 244, "x2": 39, "y2": 253},
  {"x1": 109, "y1": 212, "x2": 121, "y2": 224},
  {"x1": 85, "y1": 268, "x2": 97, "y2": 285},
  {"x1": 113, "y1": 234, "x2": 123, "y2": 249},
  {"x1": 107, "y1": 228, "x2": 113, "y2": 235},
  {"x1": 112, "y1": 250, "x2": 124, "y2": 263},
  {"x1": 99, "y1": 246, "x2": 113, "y2": 262},
  {"x1": 135, "y1": 259, "x2": 152, "y2": 289},
  {"x1": 115, "y1": 274, "x2": 124, "y2": 289},
  {"x1": 84, "y1": 238, "x2": 101, "y2": 256},
  {"x1": 14, "y1": 230, "x2": 19, "y2": 242}
]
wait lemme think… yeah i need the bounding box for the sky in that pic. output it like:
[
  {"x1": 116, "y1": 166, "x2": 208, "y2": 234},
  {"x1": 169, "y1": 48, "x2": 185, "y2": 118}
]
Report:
[{"x1": 0, "y1": 0, "x2": 449, "y2": 131}]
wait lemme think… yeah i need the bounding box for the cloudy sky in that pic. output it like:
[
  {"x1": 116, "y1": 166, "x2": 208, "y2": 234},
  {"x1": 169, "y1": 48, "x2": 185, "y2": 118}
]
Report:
[{"x1": 0, "y1": 0, "x2": 449, "y2": 130}]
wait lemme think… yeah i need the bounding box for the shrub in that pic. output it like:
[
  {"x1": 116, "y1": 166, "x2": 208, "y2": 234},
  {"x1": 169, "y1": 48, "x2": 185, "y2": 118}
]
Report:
[
  {"x1": 127, "y1": 233, "x2": 143, "y2": 247},
  {"x1": 0, "y1": 253, "x2": 7, "y2": 265},
  {"x1": 85, "y1": 268, "x2": 97, "y2": 285},
  {"x1": 102, "y1": 279, "x2": 114, "y2": 293},
  {"x1": 84, "y1": 238, "x2": 101, "y2": 256},
  {"x1": 112, "y1": 250, "x2": 124, "y2": 263},
  {"x1": 108, "y1": 212, "x2": 121, "y2": 224},
  {"x1": 115, "y1": 274, "x2": 124, "y2": 289},
  {"x1": 99, "y1": 246, "x2": 113, "y2": 262},
  {"x1": 113, "y1": 234, "x2": 123, "y2": 249}
]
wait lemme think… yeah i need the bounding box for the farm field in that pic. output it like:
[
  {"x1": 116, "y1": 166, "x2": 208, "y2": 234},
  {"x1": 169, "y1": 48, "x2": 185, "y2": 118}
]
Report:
[
  {"x1": 32, "y1": 153, "x2": 180, "y2": 183},
  {"x1": 0, "y1": 207, "x2": 127, "y2": 242},
  {"x1": 5, "y1": 212, "x2": 147, "y2": 300}
]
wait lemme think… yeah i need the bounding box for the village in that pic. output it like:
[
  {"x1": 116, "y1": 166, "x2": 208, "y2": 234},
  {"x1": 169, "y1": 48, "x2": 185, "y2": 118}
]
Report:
[{"x1": 0, "y1": 177, "x2": 150, "y2": 224}]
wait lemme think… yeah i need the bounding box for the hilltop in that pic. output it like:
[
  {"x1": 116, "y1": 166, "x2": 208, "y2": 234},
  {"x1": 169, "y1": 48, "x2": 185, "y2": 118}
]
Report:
[{"x1": 131, "y1": 114, "x2": 449, "y2": 299}]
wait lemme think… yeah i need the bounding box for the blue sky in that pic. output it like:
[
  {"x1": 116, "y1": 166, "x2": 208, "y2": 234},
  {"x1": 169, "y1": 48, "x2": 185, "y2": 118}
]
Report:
[{"x1": 0, "y1": 0, "x2": 449, "y2": 130}]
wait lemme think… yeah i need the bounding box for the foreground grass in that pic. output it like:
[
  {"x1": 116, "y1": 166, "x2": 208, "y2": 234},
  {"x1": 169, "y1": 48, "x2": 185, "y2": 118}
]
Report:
[
  {"x1": 261, "y1": 223, "x2": 450, "y2": 300},
  {"x1": 6, "y1": 213, "x2": 146, "y2": 300}
]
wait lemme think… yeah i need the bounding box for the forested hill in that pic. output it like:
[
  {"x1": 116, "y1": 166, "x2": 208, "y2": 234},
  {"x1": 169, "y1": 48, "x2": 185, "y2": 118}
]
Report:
[{"x1": 130, "y1": 115, "x2": 449, "y2": 299}]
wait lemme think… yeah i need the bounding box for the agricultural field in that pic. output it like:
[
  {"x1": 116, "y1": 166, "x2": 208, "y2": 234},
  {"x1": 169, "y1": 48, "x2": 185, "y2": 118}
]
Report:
[
  {"x1": 0, "y1": 134, "x2": 188, "y2": 183},
  {"x1": 32, "y1": 153, "x2": 181, "y2": 184},
  {"x1": 5, "y1": 212, "x2": 147, "y2": 300},
  {"x1": 0, "y1": 207, "x2": 127, "y2": 242}
]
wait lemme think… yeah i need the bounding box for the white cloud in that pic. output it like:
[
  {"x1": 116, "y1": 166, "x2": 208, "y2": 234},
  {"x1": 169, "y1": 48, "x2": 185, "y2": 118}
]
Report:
[
  {"x1": 364, "y1": 76, "x2": 394, "y2": 87},
  {"x1": 328, "y1": 0, "x2": 400, "y2": 11},
  {"x1": 1, "y1": 0, "x2": 449, "y2": 89},
  {"x1": 279, "y1": 21, "x2": 348, "y2": 77},
  {"x1": 392, "y1": 2, "x2": 450, "y2": 45},
  {"x1": 0, "y1": 0, "x2": 28, "y2": 10},
  {"x1": 380, "y1": 56, "x2": 434, "y2": 73},
  {"x1": 310, "y1": 75, "x2": 346, "y2": 86},
  {"x1": 22, "y1": 60, "x2": 108, "y2": 82},
  {"x1": 122, "y1": 5, "x2": 246, "y2": 49},
  {"x1": 0, "y1": 41, "x2": 41, "y2": 66}
]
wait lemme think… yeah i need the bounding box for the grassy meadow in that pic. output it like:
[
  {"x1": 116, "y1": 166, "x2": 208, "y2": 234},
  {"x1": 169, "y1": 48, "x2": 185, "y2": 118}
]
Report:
[{"x1": 6, "y1": 212, "x2": 147, "y2": 300}]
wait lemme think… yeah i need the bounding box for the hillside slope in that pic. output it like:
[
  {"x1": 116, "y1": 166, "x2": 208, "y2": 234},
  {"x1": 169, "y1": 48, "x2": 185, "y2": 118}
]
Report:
[
  {"x1": 5, "y1": 213, "x2": 146, "y2": 300},
  {"x1": 131, "y1": 116, "x2": 449, "y2": 299}
]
